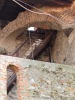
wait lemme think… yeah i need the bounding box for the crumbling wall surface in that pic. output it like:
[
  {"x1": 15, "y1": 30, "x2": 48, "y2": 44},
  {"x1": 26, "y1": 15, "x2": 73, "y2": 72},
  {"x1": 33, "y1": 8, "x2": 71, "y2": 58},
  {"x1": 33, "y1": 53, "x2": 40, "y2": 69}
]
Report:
[
  {"x1": 64, "y1": 29, "x2": 75, "y2": 66},
  {"x1": 0, "y1": 55, "x2": 75, "y2": 100},
  {"x1": 51, "y1": 31, "x2": 68, "y2": 64},
  {"x1": 51, "y1": 28, "x2": 75, "y2": 66}
]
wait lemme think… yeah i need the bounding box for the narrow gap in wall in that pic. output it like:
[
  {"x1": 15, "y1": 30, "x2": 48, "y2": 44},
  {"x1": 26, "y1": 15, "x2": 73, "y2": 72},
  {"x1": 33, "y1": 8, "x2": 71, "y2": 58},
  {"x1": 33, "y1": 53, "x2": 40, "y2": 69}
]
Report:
[{"x1": 7, "y1": 65, "x2": 18, "y2": 100}]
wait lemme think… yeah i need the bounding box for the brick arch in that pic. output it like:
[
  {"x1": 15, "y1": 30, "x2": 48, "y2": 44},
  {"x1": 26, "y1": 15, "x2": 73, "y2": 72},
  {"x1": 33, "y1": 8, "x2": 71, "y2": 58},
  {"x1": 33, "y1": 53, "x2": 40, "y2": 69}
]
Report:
[
  {"x1": 0, "y1": 20, "x2": 61, "y2": 53},
  {"x1": 0, "y1": 6, "x2": 74, "y2": 45}
]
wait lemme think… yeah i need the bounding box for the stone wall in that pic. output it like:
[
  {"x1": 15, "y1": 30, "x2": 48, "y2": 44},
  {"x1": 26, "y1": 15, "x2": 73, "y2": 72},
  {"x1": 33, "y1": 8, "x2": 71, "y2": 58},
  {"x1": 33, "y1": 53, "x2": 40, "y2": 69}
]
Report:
[
  {"x1": 51, "y1": 30, "x2": 68, "y2": 64},
  {"x1": 50, "y1": 28, "x2": 75, "y2": 66},
  {"x1": 0, "y1": 55, "x2": 75, "y2": 100}
]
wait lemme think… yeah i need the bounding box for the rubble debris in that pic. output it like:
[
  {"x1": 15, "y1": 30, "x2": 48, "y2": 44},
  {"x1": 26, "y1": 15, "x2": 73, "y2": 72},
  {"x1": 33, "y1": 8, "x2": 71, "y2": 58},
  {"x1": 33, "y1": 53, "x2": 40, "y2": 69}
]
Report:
[{"x1": 0, "y1": 55, "x2": 75, "y2": 100}]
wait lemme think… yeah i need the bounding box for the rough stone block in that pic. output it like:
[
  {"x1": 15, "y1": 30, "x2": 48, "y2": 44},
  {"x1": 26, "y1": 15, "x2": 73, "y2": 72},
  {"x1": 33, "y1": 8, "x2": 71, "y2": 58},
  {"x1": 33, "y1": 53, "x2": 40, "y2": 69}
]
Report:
[{"x1": 0, "y1": 55, "x2": 75, "y2": 100}]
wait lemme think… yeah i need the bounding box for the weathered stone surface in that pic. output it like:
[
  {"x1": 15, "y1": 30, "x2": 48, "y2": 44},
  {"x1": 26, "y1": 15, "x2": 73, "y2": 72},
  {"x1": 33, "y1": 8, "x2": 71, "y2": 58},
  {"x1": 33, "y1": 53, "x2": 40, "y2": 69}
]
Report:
[
  {"x1": 51, "y1": 31, "x2": 68, "y2": 64},
  {"x1": 50, "y1": 28, "x2": 75, "y2": 66},
  {"x1": 64, "y1": 29, "x2": 75, "y2": 66},
  {"x1": 0, "y1": 55, "x2": 75, "y2": 100}
]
